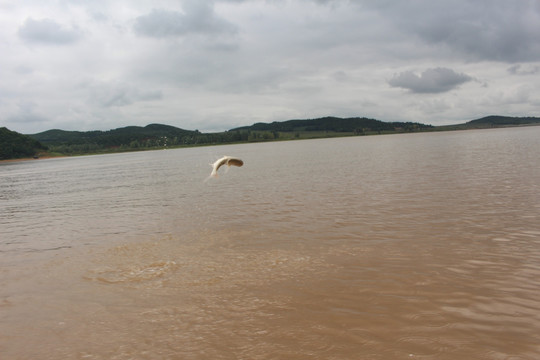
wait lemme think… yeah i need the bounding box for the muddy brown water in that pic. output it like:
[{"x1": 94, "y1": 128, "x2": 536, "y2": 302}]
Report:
[{"x1": 1, "y1": 127, "x2": 539, "y2": 359}]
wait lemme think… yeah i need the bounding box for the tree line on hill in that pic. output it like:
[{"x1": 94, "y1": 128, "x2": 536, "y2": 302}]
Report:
[
  {"x1": 31, "y1": 124, "x2": 251, "y2": 155},
  {"x1": 0, "y1": 127, "x2": 47, "y2": 160},
  {"x1": 1, "y1": 115, "x2": 539, "y2": 160},
  {"x1": 28, "y1": 117, "x2": 432, "y2": 155},
  {"x1": 231, "y1": 116, "x2": 432, "y2": 133}
]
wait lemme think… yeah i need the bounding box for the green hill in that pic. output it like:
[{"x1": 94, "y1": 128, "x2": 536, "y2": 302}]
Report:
[
  {"x1": 434, "y1": 115, "x2": 540, "y2": 131},
  {"x1": 231, "y1": 116, "x2": 432, "y2": 133},
  {"x1": 466, "y1": 115, "x2": 540, "y2": 127},
  {"x1": 0, "y1": 127, "x2": 48, "y2": 160},
  {"x1": 31, "y1": 123, "x2": 196, "y2": 147},
  {"x1": 17, "y1": 114, "x2": 540, "y2": 157},
  {"x1": 29, "y1": 123, "x2": 207, "y2": 154}
]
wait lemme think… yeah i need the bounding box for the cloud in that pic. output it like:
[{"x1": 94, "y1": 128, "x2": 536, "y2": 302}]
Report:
[
  {"x1": 85, "y1": 82, "x2": 163, "y2": 108},
  {"x1": 134, "y1": 2, "x2": 237, "y2": 38},
  {"x1": 2, "y1": 0, "x2": 540, "y2": 134},
  {"x1": 362, "y1": 1, "x2": 540, "y2": 62},
  {"x1": 389, "y1": 68, "x2": 473, "y2": 94},
  {"x1": 14, "y1": 65, "x2": 34, "y2": 75},
  {"x1": 6, "y1": 101, "x2": 50, "y2": 127},
  {"x1": 18, "y1": 18, "x2": 81, "y2": 45},
  {"x1": 507, "y1": 64, "x2": 540, "y2": 75},
  {"x1": 483, "y1": 84, "x2": 534, "y2": 106}
]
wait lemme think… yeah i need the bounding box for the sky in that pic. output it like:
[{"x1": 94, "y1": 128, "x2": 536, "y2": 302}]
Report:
[{"x1": 1, "y1": 0, "x2": 540, "y2": 134}]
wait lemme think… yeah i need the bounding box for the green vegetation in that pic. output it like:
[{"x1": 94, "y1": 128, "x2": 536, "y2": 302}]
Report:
[
  {"x1": 435, "y1": 115, "x2": 540, "y2": 131},
  {"x1": 26, "y1": 117, "x2": 432, "y2": 156},
  {"x1": 467, "y1": 115, "x2": 540, "y2": 127},
  {"x1": 2, "y1": 115, "x2": 538, "y2": 160},
  {"x1": 0, "y1": 127, "x2": 47, "y2": 160},
  {"x1": 30, "y1": 124, "x2": 251, "y2": 155},
  {"x1": 232, "y1": 116, "x2": 432, "y2": 134}
]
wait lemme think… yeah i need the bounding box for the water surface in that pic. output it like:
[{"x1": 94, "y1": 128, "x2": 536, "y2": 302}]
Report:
[{"x1": 1, "y1": 127, "x2": 540, "y2": 359}]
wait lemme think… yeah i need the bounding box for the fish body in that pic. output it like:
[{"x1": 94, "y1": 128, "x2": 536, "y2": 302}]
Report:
[{"x1": 210, "y1": 156, "x2": 244, "y2": 177}]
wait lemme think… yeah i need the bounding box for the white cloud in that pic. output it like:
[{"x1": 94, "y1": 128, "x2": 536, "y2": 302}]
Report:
[
  {"x1": 134, "y1": 3, "x2": 237, "y2": 38},
  {"x1": 18, "y1": 18, "x2": 82, "y2": 45},
  {"x1": 6, "y1": 101, "x2": 50, "y2": 128}
]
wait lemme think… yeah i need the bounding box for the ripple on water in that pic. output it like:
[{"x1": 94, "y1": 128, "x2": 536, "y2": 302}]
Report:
[
  {"x1": 396, "y1": 335, "x2": 444, "y2": 357},
  {"x1": 83, "y1": 260, "x2": 180, "y2": 284},
  {"x1": 406, "y1": 311, "x2": 451, "y2": 328}
]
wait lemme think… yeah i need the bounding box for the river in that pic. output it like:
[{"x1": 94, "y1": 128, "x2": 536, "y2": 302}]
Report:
[{"x1": 1, "y1": 127, "x2": 539, "y2": 359}]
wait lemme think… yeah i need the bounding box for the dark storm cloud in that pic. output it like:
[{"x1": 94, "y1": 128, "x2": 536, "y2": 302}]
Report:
[
  {"x1": 134, "y1": 2, "x2": 237, "y2": 38},
  {"x1": 363, "y1": 1, "x2": 540, "y2": 62},
  {"x1": 18, "y1": 18, "x2": 81, "y2": 44},
  {"x1": 389, "y1": 68, "x2": 473, "y2": 94}
]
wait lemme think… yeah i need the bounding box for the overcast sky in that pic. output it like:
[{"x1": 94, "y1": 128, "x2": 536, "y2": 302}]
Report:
[{"x1": 1, "y1": 0, "x2": 540, "y2": 133}]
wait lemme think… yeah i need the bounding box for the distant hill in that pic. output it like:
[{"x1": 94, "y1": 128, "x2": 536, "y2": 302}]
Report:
[
  {"x1": 28, "y1": 123, "x2": 248, "y2": 154},
  {"x1": 27, "y1": 117, "x2": 434, "y2": 155},
  {"x1": 466, "y1": 115, "x2": 540, "y2": 127},
  {"x1": 31, "y1": 123, "x2": 196, "y2": 147},
  {"x1": 0, "y1": 127, "x2": 47, "y2": 160},
  {"x1": 17, "y1": 114, "x2": 539, "y2": 158},
  {"x1": 434, "y1": 115, "x2": 540, "y2": 131},
  {"x1": 231, "y1": 116, "x2": 433, "y2": 133}
]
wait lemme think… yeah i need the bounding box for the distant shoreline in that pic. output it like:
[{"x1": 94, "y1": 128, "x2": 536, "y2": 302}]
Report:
[
  {"x1": 3, "y1": 120, "x2": 539, "y2": 163},
  {"x1": 0, "y1": 155, "x2": 65, "y2": 164}
]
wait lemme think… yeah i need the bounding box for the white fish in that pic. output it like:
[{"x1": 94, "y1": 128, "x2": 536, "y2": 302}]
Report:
[{"x1": 210, "y1": 156, "x2": 244, "y2": 178}]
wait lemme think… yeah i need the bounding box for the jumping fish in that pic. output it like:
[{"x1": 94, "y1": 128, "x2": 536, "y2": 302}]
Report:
[{"x1": 210, "y1": 156, "x2": 244, "y2": 178}]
